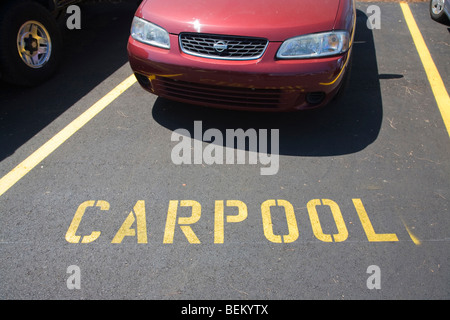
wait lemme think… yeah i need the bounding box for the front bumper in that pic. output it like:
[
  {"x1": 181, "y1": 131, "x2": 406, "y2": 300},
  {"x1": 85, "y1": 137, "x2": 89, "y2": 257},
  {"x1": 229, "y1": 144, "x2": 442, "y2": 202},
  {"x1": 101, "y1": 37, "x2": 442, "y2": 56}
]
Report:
[{"x1": 128, "y1": 35, "x2": 351, "y2": 111}]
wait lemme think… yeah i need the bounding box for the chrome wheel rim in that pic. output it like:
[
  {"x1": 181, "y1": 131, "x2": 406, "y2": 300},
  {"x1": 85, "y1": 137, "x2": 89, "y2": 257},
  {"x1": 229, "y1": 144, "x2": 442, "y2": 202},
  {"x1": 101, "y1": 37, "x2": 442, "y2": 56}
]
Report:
[
  {"x1": 431, "y1": 0, "x2": 445, "y2": 15},
  {"x1": 17, "y1": 20, "x2": 52, "y2": 69}
]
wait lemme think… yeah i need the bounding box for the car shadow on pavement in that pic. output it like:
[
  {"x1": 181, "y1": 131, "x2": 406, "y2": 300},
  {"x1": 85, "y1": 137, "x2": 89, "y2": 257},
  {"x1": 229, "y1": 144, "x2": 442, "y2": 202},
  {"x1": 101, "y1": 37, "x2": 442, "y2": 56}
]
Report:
[
  {"x1": 0, "y1": 1, "x2": 138, "y2": 162},
  {"x1": 152, "y1": 10, "x2": 385, "y2": 158}
]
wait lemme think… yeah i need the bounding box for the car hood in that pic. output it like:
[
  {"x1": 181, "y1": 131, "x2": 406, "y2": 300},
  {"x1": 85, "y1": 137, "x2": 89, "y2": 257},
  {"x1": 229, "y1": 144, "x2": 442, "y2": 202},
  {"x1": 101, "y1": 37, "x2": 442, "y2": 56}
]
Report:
[{"x1": 136, "y1": 0, "x2": 341, "y2": 41}]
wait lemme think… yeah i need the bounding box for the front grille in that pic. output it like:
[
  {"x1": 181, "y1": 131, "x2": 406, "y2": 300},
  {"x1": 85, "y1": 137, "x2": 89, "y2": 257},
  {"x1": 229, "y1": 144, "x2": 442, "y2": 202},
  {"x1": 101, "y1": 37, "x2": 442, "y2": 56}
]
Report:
[
  {"x1": 153, "y1": 77, "x2": 284, "y2": 109},
  {"x1": 179, "y1": 33, "x2": 268, "y2": 60}
]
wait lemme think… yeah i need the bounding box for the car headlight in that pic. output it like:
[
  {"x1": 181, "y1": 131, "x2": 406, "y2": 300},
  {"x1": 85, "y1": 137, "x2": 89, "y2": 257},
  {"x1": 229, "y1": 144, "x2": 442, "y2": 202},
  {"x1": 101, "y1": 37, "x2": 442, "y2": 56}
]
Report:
[
  {"x1": 131, "y1": 17, "x2": 170, "y2": 49},
  {"x1": 276, "y1": 31, "x2": 349, "y2": 59}
]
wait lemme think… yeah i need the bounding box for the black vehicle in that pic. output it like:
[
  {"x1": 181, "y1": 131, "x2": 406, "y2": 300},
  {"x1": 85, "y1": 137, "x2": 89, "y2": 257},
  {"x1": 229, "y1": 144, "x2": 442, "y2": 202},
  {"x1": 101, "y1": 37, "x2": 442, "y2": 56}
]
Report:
[{"x1": 0, "y1": 0, "x2": 81, "y2": 86}]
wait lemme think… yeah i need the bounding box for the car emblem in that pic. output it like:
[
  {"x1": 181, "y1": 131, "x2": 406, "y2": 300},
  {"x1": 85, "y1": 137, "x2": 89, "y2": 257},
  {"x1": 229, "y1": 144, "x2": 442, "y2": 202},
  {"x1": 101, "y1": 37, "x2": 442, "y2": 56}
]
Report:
[{"x1": 213, "y1": 41, "x2": 228, "y2": 53}]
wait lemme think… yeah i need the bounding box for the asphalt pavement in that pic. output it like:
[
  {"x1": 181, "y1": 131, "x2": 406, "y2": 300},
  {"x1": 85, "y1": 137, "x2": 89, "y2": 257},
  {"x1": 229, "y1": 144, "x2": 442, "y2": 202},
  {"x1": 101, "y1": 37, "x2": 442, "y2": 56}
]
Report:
[{"x1": 0, "y1": 1, "x2": 449, "y2": 303}]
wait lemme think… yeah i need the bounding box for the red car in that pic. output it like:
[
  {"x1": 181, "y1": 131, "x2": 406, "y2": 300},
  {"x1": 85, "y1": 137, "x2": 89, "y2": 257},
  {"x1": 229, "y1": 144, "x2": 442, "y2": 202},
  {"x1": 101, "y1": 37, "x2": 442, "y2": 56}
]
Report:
[{"x1": 127, "y1": 0, "x2": 356, "y2": 111}]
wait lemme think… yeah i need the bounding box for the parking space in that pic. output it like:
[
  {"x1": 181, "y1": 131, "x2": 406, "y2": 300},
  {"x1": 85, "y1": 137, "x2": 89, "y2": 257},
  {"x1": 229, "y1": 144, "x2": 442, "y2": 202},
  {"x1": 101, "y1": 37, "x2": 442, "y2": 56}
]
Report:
[{"x1": 0, "y1": 1, "x2": 449, "y2": 302}]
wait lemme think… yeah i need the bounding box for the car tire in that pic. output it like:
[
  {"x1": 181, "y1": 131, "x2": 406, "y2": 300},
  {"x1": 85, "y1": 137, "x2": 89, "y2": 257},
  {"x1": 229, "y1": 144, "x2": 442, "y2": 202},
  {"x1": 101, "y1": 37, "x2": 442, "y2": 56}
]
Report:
[
  {"x1": 430, "y1": 0, "x2": 449, "y2": 23},
  {"x1": 0, "y1": 0, "x2": 63, "y2": 86}
]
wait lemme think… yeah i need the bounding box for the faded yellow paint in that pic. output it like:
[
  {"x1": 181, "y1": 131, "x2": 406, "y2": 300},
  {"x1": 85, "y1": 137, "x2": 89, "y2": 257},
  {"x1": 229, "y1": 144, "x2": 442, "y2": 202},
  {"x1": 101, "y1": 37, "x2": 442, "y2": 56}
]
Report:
[
  {"x1": 0, "y1": 75, "x2": 136, "y2": 198},
  {"x1": 401, "y1": 218, "x2": 422, "y2": 246},
  {"x1": 163, "y1": 200, "x2": 179, "y2": 244},
  {"x1": 65, "y1": 198, "x2": 407, "y2": 245},
  {"x1": 400, "y1": 2, "x2": 450, "y2": 137},
  {"x1": 307, "y1": 199, "x2": 348, "y2": 242},
  {"x1": 163, "y1": 200, "x2": 201, "y2": 244},
  {"x1": 111, "y1": 201, "x2": 147, "y2": 244},
  {"x1": 65, "y1": 200, "x2": 109, "y2": 244},
  {"x1": 261, "y1": 199, "x2": 299, "y2": 243},
  {"x1": 353, "y1": 199, "x2": 398, "y2": 242},
  {"x1": 214, "y1": 200, "x2": 248, "y2": 243}
]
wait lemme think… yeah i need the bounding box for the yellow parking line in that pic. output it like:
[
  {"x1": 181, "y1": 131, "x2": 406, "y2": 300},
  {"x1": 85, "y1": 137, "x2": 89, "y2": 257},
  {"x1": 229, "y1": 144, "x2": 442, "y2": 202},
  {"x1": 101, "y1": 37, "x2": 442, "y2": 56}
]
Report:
[
  {"x1": 400, "y1": 2, "x2": 450, "y2": 138},
  {"x1": 0, "y1": 74, "x2": 137, "y2": 197}
]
